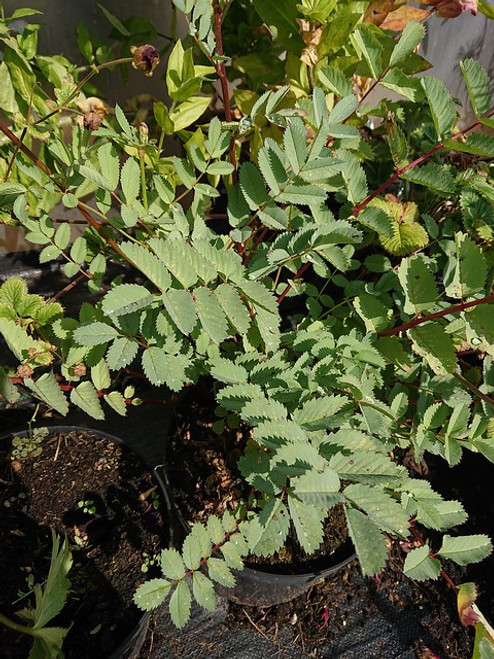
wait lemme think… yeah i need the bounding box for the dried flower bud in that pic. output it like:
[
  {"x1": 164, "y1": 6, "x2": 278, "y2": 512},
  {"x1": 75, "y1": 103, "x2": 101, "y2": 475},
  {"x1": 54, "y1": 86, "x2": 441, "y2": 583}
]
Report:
[
  {"x1": 17, "y1": 364, "x2": 34, "y2": 379},
  {"x1": 73, "y1": 364, "x2": 87, "y2": 377},
  {"x1": 83, "y1": 111, "x2": 102, "y2": 131},
  {"x1": 131, "y1": 44, "x2": 160, "y2": 77},
  {"x1": 139, "y1": 122, "x2": 149, "y2": 144},
  {"x1": 425, "y1": 0, "x2": 477, "y2": 17}
]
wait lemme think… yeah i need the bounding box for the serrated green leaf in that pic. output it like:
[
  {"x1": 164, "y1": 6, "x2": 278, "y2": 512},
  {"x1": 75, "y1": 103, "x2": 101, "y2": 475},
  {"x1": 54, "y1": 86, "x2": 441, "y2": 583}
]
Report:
[
  {"x1": 74, "y1": 322, "x2": 118, "y2": 346},
  {"x1": 209, "y1": 356, "x2": 248, "y2": 384},
  {"x1": 389, "y1": 21, "x2": 425, "y2": 68},
  {"x1": 134, "y1": 579, "x2": 172, "y2": 611},
  {"x1": 104, "y1": 391, "x2": 127, "y2": 416},
  {"x1": 292, "y1": 467, "x2": 341, "y2": 506},
  {"x1": 142, "y1": 348, "x2": 189, "y2": 391},
  {"x1": 91, "y1": 359, "x2": 111, "y2": 390},
  {"x1": 353, "y1": 293, "x2": 393, "y2": 333},
  {"x1": 246, "y1": 498, "x2": 290, "y2": 556},
  {"x1": 195, "y1": 287, "x2": 229, "y2": 344},
  {"x1": 402, "y1": 163, "x2": 456, "y2": 195},
  {"x1": 403, "y1": 544, "x2": 441, "y2": 581},
  {"x1": 288, "y1": 497, "x2": 325, "y2": 554},
  {"x1": 239, "y1": 162, "x2": 268, "y2": 210},
  {"x1": 292, "y1": 395, "x2": 347, "y2": 430},
  {"x1": 439, "y1": 535, "x2": 492, "y2": 566},
  {"x1": 169, "y1": 580, "x2": 192, "y2": 629},
  {"x1": 330, "y1": 451, "x2": 406, "y2": 486},
  {"x1": 221, "y1": 539, "x2": 244, "y2": 570},
  {"x1": 421, "y1": 76, "x2": 457, "y2": 139},
  {"x1": 169, "y1": 96, "x2": 210, "y2": 131},
  {"x1": 97, "y1": 142, "x2": 120, "y2": 190},
  {"x1": 215, "y1": 284, "x2": 251, "y2": 335},
  {"x1": 0, "y1": 366, "x2": 20, "y2": 403},
  {"x1": 192, "y1": 572, "x2": 216, "y2": 612},
  {"x1": 398, "y1": 256, "x2": 438, "y2": 315},
  {"x1": 351, "y1": 24, "x2": 383, "y2": 78},
  {"x1": 207, "y1": 516, "x2": 225, "y2": 544},
  {"x1": 317, "y1": 66, "x2": 353, "y2": 97},
  {"x1": 102, "y1": 284, "x2": 154, "y2": 318},
  {"x1": 79, "y1": 164, "x2": 114, "y2": 191},
  {"x1": 344, "y1": 484, "x2": 409, "y2": 536},
  {"x1": 346, "y1": 507, "x2": 387, "y2": 575},
  {"x1": 106, "y1": 337, "x2": 138, "y2": 370},
  {"x1": 70, "y1": 381, "x2": 104, "y2": 419},
  {"x1": 160, "y1": 548, "x2": 186, "y2": 580},
  {"x1": 460, "y1": 59, "x2": 491, "y2": 118},
  {"x1": 445, "y1": 233, "x2": 487, "y2": 299},
  {"x1": 182, "y1": 533, "x2": 203, "y2": 571},
  {"x1": 162, "y1": 289, "x2": 197, "y2": 335},
  {"x1": 24, "y1": 373, "x2": 69, "y2": 416},
  {"x1": 120, "y1": 243, "x2": 172, "y2": 292},
  {"x1": 284, "y1": 120, "x2": 307, "y2": 174},
  {"x1": 207, "y1": 557, "x2": 236, "y2": 587},
  {"x1": 467, "y1": 305, "x2": 494, "y2": 344},
  {"x1": 409, "y1": 323, "x2": 457, "y2": 375},
  {"x1": 121, "y1": 158, "x2": 140, "y2": 204},
  {"x1": 445, "y1": 134, "x2": 494, "y2": 158}
]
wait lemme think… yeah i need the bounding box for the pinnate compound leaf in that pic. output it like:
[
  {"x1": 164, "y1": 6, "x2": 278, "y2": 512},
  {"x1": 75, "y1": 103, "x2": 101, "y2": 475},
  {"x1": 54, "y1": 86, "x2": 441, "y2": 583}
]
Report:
[
  {"x1": 169, "y1": 580, "x2": 192, "y2": 629},
  {"x1": 134, "y1": 579, "x2": 172, "y2": 611},
  {"x1": 389, "y1": 21, "x2": 425, "y2": 68},
  {"x1": 160, "y1": 548, "x2": 186, "y2": 580},
  {"x1": 421, "y1": 76, "x2": 457, "y2": 139},
  {"x1": 460, "y1": 58, "x2": 491, "y2": 117},
  {"x1": 24, "y1": 373, "x2": 69, "y2": 416},
  {"x1": 192, "y1": 572, "x2": 216, "y2": 612},
  {"x1": 70, "y1": 381, "x2": 104, "y2": 420},
  {"x1": 74, "y1": 322, "x2": 118, "y2": 346},
  {"x1": 438, "y1": 535, "x2": 492, "y2": 566},
  {"x1": 32, "y1": 530, "x2": 72, "y2": 629},
  {"x1": 403, "y1": 545, "x2": 441, "y2": 581},
  {"x1": 345, "y1": 508, "x2": 387, "y2": 576},
  {"x1": 409, "y1": 323, "x2": 457, "y2": 375},
  {"x1": 344, "y1": 484, "x2": 409, "y2": 536},
  {"x1": 288, "y1": 497, "x2": 325, "y2": 554},
  {"x1": 397, "y1": 256, "x2": 438, "y2": 315},
  {"x1": 207, "y1": 557, "x2": 236, "y2": 587}
]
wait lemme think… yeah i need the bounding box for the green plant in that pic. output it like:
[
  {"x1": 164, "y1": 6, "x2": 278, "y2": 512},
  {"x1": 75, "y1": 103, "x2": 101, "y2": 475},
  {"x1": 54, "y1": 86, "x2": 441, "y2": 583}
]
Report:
[
  {"x1": 77, "y1": 499, "x2": 97, "y2": 516},
  {"x1": 11, "y1": 426, "x2": 48, "y2": 462},
  {"x1": 0, "y1": 530, "x2": 72, "y2": 659},
  {"x1": 1, "y1": 0, "x2": 494, "y2": 640}
]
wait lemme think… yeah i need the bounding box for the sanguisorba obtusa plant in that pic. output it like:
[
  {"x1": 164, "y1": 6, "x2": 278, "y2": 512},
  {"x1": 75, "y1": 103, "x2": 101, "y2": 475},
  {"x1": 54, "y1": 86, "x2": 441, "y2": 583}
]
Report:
[{"x1": 1, "y1": 0, "x2": 494, "y2": 632}]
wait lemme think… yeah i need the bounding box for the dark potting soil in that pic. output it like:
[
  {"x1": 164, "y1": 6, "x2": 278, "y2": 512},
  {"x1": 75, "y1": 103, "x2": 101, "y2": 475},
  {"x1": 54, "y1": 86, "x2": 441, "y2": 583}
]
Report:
[
  {"x1": 166, "y1": 389, "x2": 349, "y2": 574},
  {"x1": 224, "y1": 539, "x2": 474, "y2": 659},
  {"x1": 0, "y1": 428, "x2": 166, "y2": 659}
]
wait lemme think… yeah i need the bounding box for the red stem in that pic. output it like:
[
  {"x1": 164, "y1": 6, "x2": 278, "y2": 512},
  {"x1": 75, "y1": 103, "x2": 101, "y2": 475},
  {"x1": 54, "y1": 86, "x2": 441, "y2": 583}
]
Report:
[
  {"x1": 378, "y1": 292, "x2": 494, "y2": 338},
  {"x1": 213, "y1": 1, "x2": 237, "y2": 176},
  {"x1": 277, "y1": 261, "x2": 311, "y2": 304},
  {"x1": 352, "y1": 109, "x2": 494, "y2": 218}
]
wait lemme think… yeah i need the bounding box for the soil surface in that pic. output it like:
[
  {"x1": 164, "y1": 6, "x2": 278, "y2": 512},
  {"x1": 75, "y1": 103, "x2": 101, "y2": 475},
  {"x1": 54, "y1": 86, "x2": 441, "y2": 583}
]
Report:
[
  {"x1": 0, "y1": 427, "x2": 166, "y2": 658},
  {"x1": 166, "y1": 386, "x2": 349, "y2": 573}
]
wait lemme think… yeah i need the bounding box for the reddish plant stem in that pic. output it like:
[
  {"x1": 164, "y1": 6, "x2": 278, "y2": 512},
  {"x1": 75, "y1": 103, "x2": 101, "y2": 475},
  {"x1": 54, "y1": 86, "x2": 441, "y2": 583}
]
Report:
[
  {"x1": 352, "y1": 108, "x2": 494, "y2": 218},
  {"x1": 213, "y1": 1, "x2": 237, "y2": 176},
  {"x1": 277, "y1": 261, "x2": 311, "y2": 304},
  {"x1": 378, "y1": 292, "x2": 494, "y2": 338},
  {"x1": 453, "y1": 372, "x2": 494, "y2": 409},
  {"x1": 409, "y1": 525, "x2": 458, "y2": 592},
  {"x1": 49, "y1": 272, "x2": 89, "y2": 303},
  {"x1": 244, "y1": 227, "x2": 269, "y2": 266}
]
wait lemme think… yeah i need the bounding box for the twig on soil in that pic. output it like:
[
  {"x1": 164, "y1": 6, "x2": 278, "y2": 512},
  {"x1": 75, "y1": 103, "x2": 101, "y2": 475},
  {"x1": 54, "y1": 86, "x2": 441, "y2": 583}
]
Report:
[{"x1": 242, "y1": 608, "x2": 271, "y2": 642}]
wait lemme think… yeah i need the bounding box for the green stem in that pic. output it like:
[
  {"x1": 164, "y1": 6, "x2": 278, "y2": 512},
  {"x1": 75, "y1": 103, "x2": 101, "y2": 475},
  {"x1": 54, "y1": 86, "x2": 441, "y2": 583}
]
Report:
[
  {"x1": 0, "y1": 613, "x2": 36, "y2": 638},
  {"x1": 140, "y1": 157, "x2": 148, "y2": 210}
]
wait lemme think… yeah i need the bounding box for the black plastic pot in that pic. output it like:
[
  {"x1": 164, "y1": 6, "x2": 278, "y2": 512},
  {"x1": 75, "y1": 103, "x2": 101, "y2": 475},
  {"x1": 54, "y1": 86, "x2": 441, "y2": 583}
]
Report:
[
  {"x1": 2, "y1": 425, "x2": 166, "y2": 659},
  {"x1": 153, "y1": 462, "x2": 357, "y2": 607}
]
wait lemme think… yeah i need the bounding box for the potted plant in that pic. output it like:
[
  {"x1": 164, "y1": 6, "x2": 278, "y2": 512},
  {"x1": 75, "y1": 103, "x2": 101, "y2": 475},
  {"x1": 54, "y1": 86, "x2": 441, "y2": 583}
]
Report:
[{"x1": 1, "y1": 0, "x2": 494, "y2": 647}]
